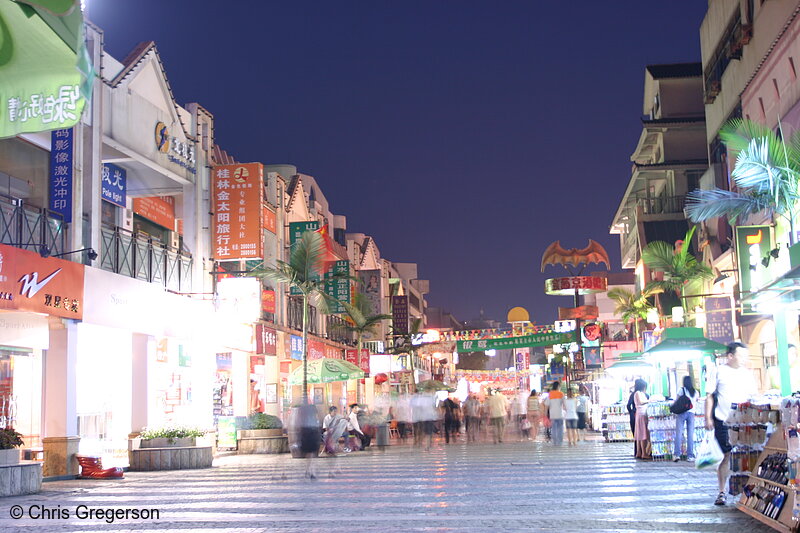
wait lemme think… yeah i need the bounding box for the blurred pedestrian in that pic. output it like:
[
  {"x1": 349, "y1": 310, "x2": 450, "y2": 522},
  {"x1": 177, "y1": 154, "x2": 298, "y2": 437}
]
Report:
[
  {"x1": 543, "y1": 382, "x2": 565, "y2": 445},
  {"x1": 576, "y1": 386, "x2": 590, "y2": 441},
  {"x1": 291, "y1": 403, "x2": 321, "y2": 479},
  {"x1": 347, "y1": 403, "x2": 367, "y2": 450},
  {"x1": 633, "y1": 379, "x2": 651, "y2": 460},
  {"x1": 395, "y1": 393, "x2": 413, "y2": 441},
  {"x1": 673, "y1": 375, "x2": 699, "y2": 462},
  {"x1": 563, "y1": 387, "x2": 578, "y2": 446},
  {"x1": 440, "y1": 394, "x2": 461, "y2": 444},
  {"x1": 463, "y1": 394, "x2": 482, "y2": 442},
  {"x1": 527, "y1": 390, "x2": 541, "y2": 442},
  {"x1": 626, "y1": 388, "x2": 637, "y2": 456},
  {"x1": 486, "y1": 390, "x2": 509, "y2": 444},
  {"x1": 510, "y1": 391, "x2": 526, "y2": 441},
  {"x1": 416, "y1": 390, "x2": 438, "y2": 451}
]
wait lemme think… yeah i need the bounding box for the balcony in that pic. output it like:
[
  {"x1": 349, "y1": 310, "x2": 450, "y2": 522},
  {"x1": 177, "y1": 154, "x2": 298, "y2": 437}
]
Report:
[
  {"x1": 325, "y1": 315, "x2": 355, "y2": 346},
  {"x1": 0, "y1": 194, "x2": 66, "y2": 256},
  {"x1": 99, "y1": 225, "x2": 192, "y2": 292},
  {"x1": 638, "y1": 195, "x2": 685, "y2": 216},
  {"x1": 287, "y1": 296, "x2": 318, "y2": 335}
]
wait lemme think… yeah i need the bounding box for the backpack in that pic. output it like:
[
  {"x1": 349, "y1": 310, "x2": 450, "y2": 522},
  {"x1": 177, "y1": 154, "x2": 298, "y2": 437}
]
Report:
[{"x1": 670, "y1": 389, "x2": 693, "y2": 415}]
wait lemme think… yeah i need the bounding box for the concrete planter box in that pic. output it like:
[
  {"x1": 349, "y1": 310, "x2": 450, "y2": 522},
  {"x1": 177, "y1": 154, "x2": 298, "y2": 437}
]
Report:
[
  {"x1": 0, "y1": 462, "x2": 41, "y2": 497},
  {"x1": 236, "y1": 429, "x2": 288, "y2": 454},
  {"x1": 0, "y1": 448, "x2": 20, "y2": 466},
  {"x1": 140, "y1": 437, "x2": 196, "y2": 448}
]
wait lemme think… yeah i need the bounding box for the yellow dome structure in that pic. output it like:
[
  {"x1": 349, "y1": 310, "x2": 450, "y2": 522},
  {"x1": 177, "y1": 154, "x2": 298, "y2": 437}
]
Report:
[{"x1": 507, "y1": 306, "x2": 530, "y2": 323}]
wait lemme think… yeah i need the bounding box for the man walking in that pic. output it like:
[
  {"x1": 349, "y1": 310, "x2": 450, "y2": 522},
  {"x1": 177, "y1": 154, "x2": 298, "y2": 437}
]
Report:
[
  {"x1": 705, "y1": 342, "x2": 757, "y2": 506},
  {"x1": 543, "y1": 381, "x2": 565, "y2": 445},
  {"x1": 463, "y1": 394, "x2": 482, "y2": 442},
  {"x1": 486, "y1": 390, "x2": 509, "y2": 444}
]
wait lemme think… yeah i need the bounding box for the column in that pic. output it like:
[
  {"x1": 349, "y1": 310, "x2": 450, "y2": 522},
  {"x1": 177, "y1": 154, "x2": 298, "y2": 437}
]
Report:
[
  {"x1": 42, "y1": 320, "x2": 79, "y2": 478},
  {"x1": 775, "y1": 308, "x2": 792, "y2": 396},
  {"x1": 131, "y1": 333, "x2": 150, "y2": 433}
]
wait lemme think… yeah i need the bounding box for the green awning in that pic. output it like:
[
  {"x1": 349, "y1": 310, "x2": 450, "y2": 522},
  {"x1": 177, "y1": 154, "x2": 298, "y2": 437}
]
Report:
[
  {"x1": 606, "y1": 359, "x2": 653, "y2": 371},
  {"x1": 0, "y1": 0, "x2": 91, "y2": 138},
  {"x1": 642, "y1": 327, "x2": 726, "y2": 355}
]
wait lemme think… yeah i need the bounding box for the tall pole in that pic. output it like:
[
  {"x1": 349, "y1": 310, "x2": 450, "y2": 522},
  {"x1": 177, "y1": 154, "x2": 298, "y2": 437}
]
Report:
[{"x1": 302, "y1": 292, "x2": 309, "y2": 404}]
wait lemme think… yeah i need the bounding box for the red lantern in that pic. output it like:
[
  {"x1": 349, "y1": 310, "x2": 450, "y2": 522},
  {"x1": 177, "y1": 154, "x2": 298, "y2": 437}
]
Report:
[{"x1": 374, "y1": 373, "x2": 388, "y2": 384}]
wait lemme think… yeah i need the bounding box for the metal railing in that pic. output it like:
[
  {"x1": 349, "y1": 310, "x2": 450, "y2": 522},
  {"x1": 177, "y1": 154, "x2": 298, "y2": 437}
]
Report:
[
  {"x1": 99, "y1": 225, "x2": 192, "y2": 292},
  {"x1": 0, "y1": 195, "x2": 66, "y2": 256},
  {"x1": 639, "y1": 195, "x2": 685, "y2": 215},
  {"x1": 288, "y1": 296, "x2": 318, "y2": 335},
  {"x1": 325, "y1": 315, "x2": 355, "y2": 346}
]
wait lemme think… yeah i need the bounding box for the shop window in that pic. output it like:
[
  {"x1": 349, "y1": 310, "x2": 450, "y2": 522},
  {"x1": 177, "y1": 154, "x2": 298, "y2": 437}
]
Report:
[
  {"x1": 0, "y1": 348, "x2": 42, "y2": 451},
  {"x1": 101, "y1": 200, "x2": 117, "y2": 227},
  {"x1": 133, "y1": 214, "x2": 168, "y2": 243},
  {"x1": 0, "y1": 137, "x2": 48, "y2": 208},
  {"x1": 762, "y1": 340, "x2": 777, "y2": 369}
]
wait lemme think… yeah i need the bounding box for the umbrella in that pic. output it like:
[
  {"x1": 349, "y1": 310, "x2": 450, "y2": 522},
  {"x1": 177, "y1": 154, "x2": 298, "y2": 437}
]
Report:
[
  {"x1": 289, "y1": 358, "x2": 365, "y2": 385},
  {"x1": 642, "y1": 327, "x2": 726, "y2": 355},
  {"x1": 417, "y1": 379, "x2": 451, "y2": 392}
]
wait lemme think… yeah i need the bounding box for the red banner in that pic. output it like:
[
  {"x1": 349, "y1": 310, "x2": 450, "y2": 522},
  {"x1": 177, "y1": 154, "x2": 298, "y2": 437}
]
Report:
[
  {"x1": 133, "y1": 196, "x2": 176, "y2": 230},
  {"x1": 261, "y1": 290, "x2": 275, "y2": 314},
  {"x1": 308, "y1": 339, "x2": 325, "y2": 360},
  {"x1": 325, "y1": 345, "x2": 343, "y2": 360},
  {"x1": 212, "y1": 163, "x2": 264, "y2": 260},
  {"x1": 345, "y1": 348, "x2": 370, "y2": 373},
  {"x1": 255, "y1": 325, "x2": 277, "y2": 355}
]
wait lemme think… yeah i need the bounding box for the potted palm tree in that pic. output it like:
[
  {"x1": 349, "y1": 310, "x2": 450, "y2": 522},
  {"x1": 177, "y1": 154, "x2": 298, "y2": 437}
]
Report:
[
  {"x1": 607, "y1": 287, "x2": 659, "y2": 351},
  {"x1": 341, "y1": 292, "x2": 392, "y2": 365}
]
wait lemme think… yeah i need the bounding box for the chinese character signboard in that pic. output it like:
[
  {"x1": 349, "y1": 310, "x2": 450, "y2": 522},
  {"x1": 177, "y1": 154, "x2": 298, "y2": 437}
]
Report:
[
  {"x1": 705, "y1": 296, "x2": 735, "y2": 345},
  {"x1": 289, "y1": 221, "x2": 320, "y2": 244},
  {"x1": 213, "y1": 163, "x2": 264, "y2": 260},
  {"x1": 456, "y1": 331, "x2": 575, "y2": 353},
  {"x1": 0, "y1": 244, "x2": 84, "y2": 319},
  {"x1": 290, "y1": 335, "x2": 304, "y2": 360},
  {"x1": 392, "y1": 295, "x2": 409, "y2": 335},
  {"x1": 346, "y1": 348, "x2": 370, "y2": 373},
  {"x1": 49, "y1": 129, "x2": 72, "y2": 222},
  {"x1": 308, "y1": 339, "x2": 325, "y2": 360},
  {"x1": 261, "y1": 289, "x2": 276, "y2": 314},
  {"x1": 325, "y1": 345, "x2": 342, "y2": 360},
  {"x1": 255, "y1": 325, "x2": 277, "y2": 355},
  {"x1": 101, "y1": 163, "x2": 127, "y2": 207},
  {"x1": 515, "y1": 348, "x2": 530, "y2": 391},
  {"x1": 133, "y1": 196, "x2": 175, "y2": 230},
  {"x1": 325, "y1": 260, "x2": 350, "y2": 313},
  {"x1": 735, "y1": 225, "x2": 775, "y2": 314},
  {"x1": 544, "y1": 276, "x2": 608, "y2": 296},
  {"x1": 359, "y1": 269, "x2": 382, "y2": 315},
  {"x1": 263, "y1": 206, "x2": 277, "y2": 234}
]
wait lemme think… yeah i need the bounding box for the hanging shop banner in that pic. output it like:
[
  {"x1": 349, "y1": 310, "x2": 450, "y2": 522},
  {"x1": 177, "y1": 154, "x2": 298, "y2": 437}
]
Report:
[
  {"x1": 261, "y1": 289, "x2": 276, "y2": 314},
  {"x1": 545, "y1": 276, "x2": 607, "y2": 296},
  {"x1": 325, "y1": 260, "x2": 350, "y2": 313},
  {"x1": 456, "y1": 331, "x2": 575, "y2": 353},
  {"x1": 0, "y1": 1, "x2": 88, "y2": 138},
  {"x1": 359, "y1": 269, "x2": 382, "y2": 315},
  {"x1": 101, "y1": 163, "x2": 127, "y2": 208},
  {"x1": 584, "y1": 346, "x2": 602, "y2": 368},
  {"x1": 392, "y1": 295, "x2": 409, "y2": 335},
  {"x1": 325, "y1": 345, "x2": 343, "y2": 360},
  {"x1": 735, "y1": 225, "x2": 775, "y2": 314},
  {"x1": 289, "y1": 221, "x2": 320, "y2": 245},
  {"x1": 290, "y1": 335, "x2": 304, "y2": 360},
  {"x1": 515, "y1": 348, "x2": 530, "y2": 391},
  {"x1": 255, "y1": 324, "x2": 277, "y2": 355},
  {"x1": 346, "y1": 348, "x2": 370, "y2": 373},
  {"x1": 49, "y1": 128, "x2": 73, "y2": 222},
  {"x1": 308, "y1": 338, "x2": 325, "y2": 360},
  {"x1": 0, "y1": 243, "x2": 84, "y2": 319},
  {"x1": 133, "y1": 196, "x2": 175, "y2": 230},
  {"x1": 705, "y1": 296, "x2": 735, "y2": 345},
  {"x1": 213, "y1": 163, "x2": 264, "y2": 261},
  {"x1": 262, "y1": 206, "x2": 277, "y2": 234}
]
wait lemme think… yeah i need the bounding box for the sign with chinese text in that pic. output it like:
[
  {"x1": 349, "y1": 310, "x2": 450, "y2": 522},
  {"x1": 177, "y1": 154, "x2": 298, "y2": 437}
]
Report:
[
  {"x1": 325, "y1": 345, "x2": 343, "y2": 360},
  {"x1": 101, "y1": 163, "x2": 127, "y2": 208},
  {"x1": 0, "y1": 244, "x2": 84, "y2": 319},
  {"x1": 325, "y1": 260, "x2": 350, "y2": 313},
  {"x1": 255, "y1": 324, "x2": 277, "y2": 355},
  {"x1": 308, "y1": 339, "x2": 325, "y2": 360},
  {"x1": 133, "y1": 196, "x2": 175, "y2": 230},
  {"x1": 213, "y1": 163, "x2": 264, "y2": 260},
  {"x1": 735, "y1": 225, "x2": 774, "y2": 314},
  {"x1": 544, "y1": 276, "x2": 607, "y2": 296},
  {"x1": 392, "y1": 295, "x2": 409, "y2": 335},
  {"x1": 515, "y1": 348, "x2": 530, "y2": 391},
  {"x1": 49, "y1": 129, "x2": 73, "y2": 222},
  {"x1": 261, "y1": 289, "x2": 276, "y2": 314},
  {"x1": 289, "y1": 221, "x2": 320, "y2": 244},
  {"x1": 359, "y1": 269, "x2": 382, "y2": 315},
  {"x1": 558, "y1": 305, "x2": 599, "y2": 320},
  {"x1": 346, "y1": 348, "x2": 370, "y2": 373},
  {"x1": 290, "y1": 335, "x2": 303, "y2": 360},
  {"x1": 705, "y1": 296, "x2": 735, "y2": 345},
  {"x1": 154, "y1": 122, "x2": 196, "y2": 174},
  {"x1": 263, "y1": 206, "x2": 277, "y2": 234},
  {"x1": 456, "y1": 331, "x2": 576, "y2": 353}
]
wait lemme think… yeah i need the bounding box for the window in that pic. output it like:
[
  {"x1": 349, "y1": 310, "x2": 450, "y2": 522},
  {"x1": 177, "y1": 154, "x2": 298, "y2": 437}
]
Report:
[{"x1": 0, "y1": 137, "x2": 49, "y2": 208}]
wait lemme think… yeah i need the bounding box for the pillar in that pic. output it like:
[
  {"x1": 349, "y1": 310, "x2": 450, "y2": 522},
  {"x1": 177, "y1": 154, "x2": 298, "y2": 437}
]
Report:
[
  {"x1": 131, "y1": 333, "x2": 150, "y2": 433},
  {"x1": 775, "y1": 308, "x2": 792, "y2": 396},
  {"x1": 42, "y1": 320, "x2": 79, "y2": 478}
]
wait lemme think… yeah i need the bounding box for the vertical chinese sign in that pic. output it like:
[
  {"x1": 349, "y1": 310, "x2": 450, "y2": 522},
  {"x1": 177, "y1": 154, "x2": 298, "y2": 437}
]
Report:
[
  {"x1": 101, "y1": 163, "x2": 127, "y2": 207},
  {"x1": 325, "y1": 260, "x2": 350, "y2": 313},
  {"x1": 49, "y1": 128, "x2": 72, "y2": 222},
  {"x1": 213, "y1": 163, "x2": 264, "y2": 260},
  {"x1": 359, "y1": 269, "x2": 382, "y2": 315},
  {"x1": 392, "y1": 295, "x2": 409, "y2": 335},
  {"x1": 289, "y1": 221, "x2": 320, "y2": 244},
  {"x1": 705, "y1": 296, "x2": 735, "y2": 345},
  {"x1": 345, "y1": 348, "x2": 370, "y2": 374},
  {"x1": 514, "y1": 348, "x2": 530, "y2": 391}
]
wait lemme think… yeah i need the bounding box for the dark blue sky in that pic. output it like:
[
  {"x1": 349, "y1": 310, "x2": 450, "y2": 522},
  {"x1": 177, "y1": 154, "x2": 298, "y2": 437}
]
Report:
[{"x1": 89, "y1": 2, "x2": 707, "y2": 325}]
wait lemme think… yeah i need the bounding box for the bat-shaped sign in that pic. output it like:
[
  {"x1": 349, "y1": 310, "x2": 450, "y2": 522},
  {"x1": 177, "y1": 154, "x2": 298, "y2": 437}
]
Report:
[{"x1": 540, "y1": 240, "x2": 610, "y2": 272}]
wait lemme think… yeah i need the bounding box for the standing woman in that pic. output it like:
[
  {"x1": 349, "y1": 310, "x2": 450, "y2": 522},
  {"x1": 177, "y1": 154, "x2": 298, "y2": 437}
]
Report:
[
  {"x1": 576, "y1": 386, "x2": 591, "y2": 441},
  {"x1": 633, "y1": 379, "x2": 651, "y2": 459},
  {"x1": 527, "y1": 390, "x2": 542, "y2": 442},
  {"x1": 563, "y1": 388, "x2": 579, "y2": 446},
  {"x1": 673, "y1": 375, "x2": 700, "y2": 462}
]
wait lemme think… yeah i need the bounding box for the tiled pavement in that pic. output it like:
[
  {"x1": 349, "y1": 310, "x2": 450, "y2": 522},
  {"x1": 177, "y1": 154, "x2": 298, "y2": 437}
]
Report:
[{"x1": 0, "y1": 438, "x2": 777, "y2": 532}]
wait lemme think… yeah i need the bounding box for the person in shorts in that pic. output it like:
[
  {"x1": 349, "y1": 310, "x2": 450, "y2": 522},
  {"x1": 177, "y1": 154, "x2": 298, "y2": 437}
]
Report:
[{"x1": 705, "y1": 342, "x2": 757, "y2": 506}]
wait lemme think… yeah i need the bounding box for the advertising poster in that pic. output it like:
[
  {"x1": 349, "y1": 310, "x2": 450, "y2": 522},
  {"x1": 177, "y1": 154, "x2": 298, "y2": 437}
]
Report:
[
  {"x1": 705, "y1": 296, "x2": 735, "y2": 345},
  {"x1": 217, "y1": 416, "x2": 237, "y2": 449},
  {"x1": 49, "y1": 128, "x2": 73, "y2": 222},
  {"x1": 392, "y1": 295, "x2": 409, "y2": 335},
  {"x1": 359, "y1": 269, "x2": 382, "y2": 315},
  {"x1": 212, "y1": 163, "x2": 264, "y2": 260}
]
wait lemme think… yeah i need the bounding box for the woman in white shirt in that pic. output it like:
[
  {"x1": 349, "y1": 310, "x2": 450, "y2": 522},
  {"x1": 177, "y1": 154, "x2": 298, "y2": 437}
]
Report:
[{"x1": 563, "y1": 388, "x2": 579, "y2": 446}]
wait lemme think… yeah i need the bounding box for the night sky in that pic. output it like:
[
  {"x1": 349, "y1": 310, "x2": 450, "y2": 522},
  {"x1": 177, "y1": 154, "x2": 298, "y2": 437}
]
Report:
[{"x1": 89, "y1": 2, "x2": 708, "y2": 326}]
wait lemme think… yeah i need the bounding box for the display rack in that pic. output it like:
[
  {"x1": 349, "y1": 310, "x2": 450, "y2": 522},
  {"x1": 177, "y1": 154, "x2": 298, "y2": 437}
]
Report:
[
  {"x1": 602, "y1": 404, "x2": 632, "y2": 442},
  {"x1": 646, "y1": 400, "x2": 706, "y2": 461}
]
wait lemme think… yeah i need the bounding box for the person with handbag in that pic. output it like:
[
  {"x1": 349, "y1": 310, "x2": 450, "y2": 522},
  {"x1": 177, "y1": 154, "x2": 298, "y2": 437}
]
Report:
[
  {"x1": 633, "y1": 379, "x2": 651, "y2": 459},
  {"x1": 672, "y1": 376, "x2": 699, "y2": 462}
]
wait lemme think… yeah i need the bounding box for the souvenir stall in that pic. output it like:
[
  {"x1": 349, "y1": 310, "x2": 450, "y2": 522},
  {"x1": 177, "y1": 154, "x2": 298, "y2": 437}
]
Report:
[
  {"x1": 600, "y1": 355, "x2": 656, "y2": 443},
  {"x1": 645, "y1": 400, "x2": 706, "y2": 461}
]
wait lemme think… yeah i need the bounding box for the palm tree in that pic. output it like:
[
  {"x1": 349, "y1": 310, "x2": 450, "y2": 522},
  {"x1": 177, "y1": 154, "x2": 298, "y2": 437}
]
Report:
[
  {"x1": 686, "y1": 118, "x2": 800, "y2": 243},
  {"x1": 389, "y1": 317, "x2": 423, "y2": 389},
  {"x1": 340, "y1": 291, "x2": 392, "y2": 372},
  {"x1": 641, "y1": 226, "x2": 714, "y2": 314},
  {"x1": 249, "y1": 230, "x2": 352, "y2": 403},
  {"x1": 607, "y1": 286, "x2": 658, "y2": 350}
]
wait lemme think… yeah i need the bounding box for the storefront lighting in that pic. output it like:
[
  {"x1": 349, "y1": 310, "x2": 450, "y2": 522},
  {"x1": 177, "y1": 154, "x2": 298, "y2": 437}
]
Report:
[
  {"x1": 646, "y1": 308, "x2": 659, "y2": 325},
  {"x1": 671, "y1": 306, "x2": 684, "y2": 324},
  {"x1": 693, "y1": 305, "x2": 706, "y2": 328},
  {"x1": 485, "y1": 349, "x2": 496, "y2": 357}
]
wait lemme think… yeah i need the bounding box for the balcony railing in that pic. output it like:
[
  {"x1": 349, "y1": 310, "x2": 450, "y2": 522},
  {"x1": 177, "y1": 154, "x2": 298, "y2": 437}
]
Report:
[
  {"x1": 638, "y1": 195, "x2": 685, "y2": 215},
  {"x1": 0, "y1": 195, "x2": 66, "y2": 256},
  {"x1": 99, "y1": 225, "x2": 192, "y2": 292},
  {"x1": 325, "y1": 315, "x2": 355, "y2": 346},
  {"x1": 287, "y1": 296, "x2": 318, "y2": 335}
]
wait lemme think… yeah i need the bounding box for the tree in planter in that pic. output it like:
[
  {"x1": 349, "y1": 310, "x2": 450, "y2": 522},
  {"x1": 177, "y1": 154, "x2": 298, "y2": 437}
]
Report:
[
  {"x1": 250, "y1": 230, "x2": 353, "y2": 403},
  {"x1": 341, "y1": 291, "x2": 392, "y2": 369},
  {"x1": 641, "y1": 226, "x2": 714, "y2": 318},
  {"x1": 686, "y1": 117, "x2": 800, "y2": 244},
  {"x1": 606, "y1": 286, "x2": 659, "y2": 351}
]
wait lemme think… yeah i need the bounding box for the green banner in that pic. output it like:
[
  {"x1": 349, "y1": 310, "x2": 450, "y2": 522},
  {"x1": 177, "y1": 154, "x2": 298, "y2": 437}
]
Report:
[
  {"x1": 0, "y1": 1, "x2": 89, "y2": 138},
  {"x1": 456, "y1": 331, "x2": 576, "y2": 353},
  {"x1": 324, "y1": 260, "x2": 349, "y2": 313},
  {"x1": 289, "y1": 221, "x2": 319, "y2": 244},
  {"x1": 735, "y1": 225, "x2": 774, "y2": 314}
]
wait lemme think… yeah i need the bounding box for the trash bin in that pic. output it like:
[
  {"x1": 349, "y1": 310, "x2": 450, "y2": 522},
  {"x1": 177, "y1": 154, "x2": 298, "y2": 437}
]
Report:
[{"x1": 376, "y1": 423, "x2": 390, "y2": 448}]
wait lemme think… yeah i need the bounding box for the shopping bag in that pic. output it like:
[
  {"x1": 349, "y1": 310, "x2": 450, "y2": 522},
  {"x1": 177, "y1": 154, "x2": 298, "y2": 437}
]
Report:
[
  {"x1": 695, "y1": 435, "x2": 724, "y2": 470},
  {"x1": 541, "y1": 416, "x2": 552, "y2": 428}
]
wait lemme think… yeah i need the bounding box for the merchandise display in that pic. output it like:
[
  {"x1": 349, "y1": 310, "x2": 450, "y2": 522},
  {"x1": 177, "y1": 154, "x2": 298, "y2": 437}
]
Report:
[
  {"x1": 602, "y1": 404, "x2": 632, "y2": 442},
  {"x1": 645, "y1": 400, "x2": 706, "y2": 461}
]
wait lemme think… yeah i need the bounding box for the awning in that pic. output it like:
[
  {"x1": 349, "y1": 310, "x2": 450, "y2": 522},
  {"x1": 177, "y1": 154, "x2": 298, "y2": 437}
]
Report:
[
  {"x1": 642, "y1": 327, "x2": 726, "y2": 355},
  {"x1": 605, "y1": 352, "x2": 653, "y2": 371},
  {"x1": 0, "y1": 0, "x2": 92, "y2": 138}
]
